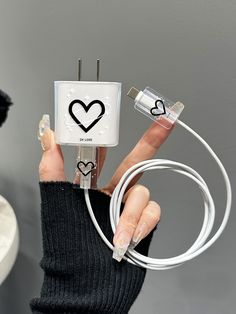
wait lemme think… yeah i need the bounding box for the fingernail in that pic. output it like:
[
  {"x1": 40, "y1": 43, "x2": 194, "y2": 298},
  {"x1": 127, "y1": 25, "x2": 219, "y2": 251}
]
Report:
[
  {"x1": 38, "y1": 114, "x2": 52, "y2": 151},
  {"x1": 112, "y1": 231, "x2": 131, "y2": 262},
  {"x1": 129, "y1": 222, "x2": 148, "y2": 250}
]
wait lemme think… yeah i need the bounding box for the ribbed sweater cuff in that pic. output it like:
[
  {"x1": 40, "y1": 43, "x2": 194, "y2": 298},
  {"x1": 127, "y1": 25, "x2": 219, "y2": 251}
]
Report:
[{"x1": 30, "y1": 182, "x2": 156, "y2": 314}]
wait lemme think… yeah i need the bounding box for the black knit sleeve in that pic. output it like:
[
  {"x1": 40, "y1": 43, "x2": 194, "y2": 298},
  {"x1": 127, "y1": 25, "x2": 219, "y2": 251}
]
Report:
[{"x1": 30, "y1": 182, "x2": 156, "y2": 314}]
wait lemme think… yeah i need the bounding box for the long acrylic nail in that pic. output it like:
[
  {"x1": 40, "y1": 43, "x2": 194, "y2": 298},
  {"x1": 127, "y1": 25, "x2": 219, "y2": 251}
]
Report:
[
  {"x1": 112, "y1": 231, "x2": 131, "y2": 262},
  {"x1": 129, "y1": 222, "x2": 148, "y2": 250},
  {"x1": 38, "y1": 114, "x2": 51, "y2": 151}
]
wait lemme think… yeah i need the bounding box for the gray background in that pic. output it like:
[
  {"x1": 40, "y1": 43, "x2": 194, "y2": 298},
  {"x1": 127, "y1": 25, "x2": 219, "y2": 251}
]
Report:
[{"x1": 0, "y1": 0, "x2": 235, "y2": 313}]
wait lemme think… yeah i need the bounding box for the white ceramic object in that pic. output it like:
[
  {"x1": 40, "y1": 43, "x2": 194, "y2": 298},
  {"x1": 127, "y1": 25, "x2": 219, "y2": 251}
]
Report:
[{"x1": 0, "y1": 195, "x2": 19, "y2": 285}]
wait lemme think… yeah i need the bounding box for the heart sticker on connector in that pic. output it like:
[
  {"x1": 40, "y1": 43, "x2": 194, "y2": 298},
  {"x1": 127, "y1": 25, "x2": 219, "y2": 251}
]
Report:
[
  {"x1": 77, "y1": 161, "x2": 95, "y2": 176},
  {"x1": 150, "y1": 99, "x2": 166, "y2": 116},
  {"x1": 69, "y1": 99, "x2": 105, "y2": 133}
]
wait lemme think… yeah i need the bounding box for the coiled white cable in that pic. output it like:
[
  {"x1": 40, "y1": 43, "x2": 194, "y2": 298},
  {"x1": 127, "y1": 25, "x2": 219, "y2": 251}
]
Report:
[{"x1": 84, "y1": 119, "x2": 232, "y2": 270}]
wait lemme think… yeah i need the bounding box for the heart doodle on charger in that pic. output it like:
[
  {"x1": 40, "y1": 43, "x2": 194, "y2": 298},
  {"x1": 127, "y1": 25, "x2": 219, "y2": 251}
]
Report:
[
  {"x1": 150, "y1": 99, "x2": 166, "y2": 116},
  {"x1": 69, "y1": 99, "x2": 105, "y2": 133},
  {"x1": 77, "y1": 161, "x2": 95, "y2": 176}
]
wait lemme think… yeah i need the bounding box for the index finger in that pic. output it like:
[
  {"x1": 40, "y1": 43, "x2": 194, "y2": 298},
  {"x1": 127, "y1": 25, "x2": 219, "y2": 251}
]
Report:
[{"x1": 102, "y1": 121, "x2": 174, "y2": 194}]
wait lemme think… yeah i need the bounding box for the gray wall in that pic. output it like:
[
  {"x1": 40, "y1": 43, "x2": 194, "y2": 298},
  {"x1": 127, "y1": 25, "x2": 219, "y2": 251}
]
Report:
[{"x1": 0, "y1": 0, "x2": 235, "y2": 313}]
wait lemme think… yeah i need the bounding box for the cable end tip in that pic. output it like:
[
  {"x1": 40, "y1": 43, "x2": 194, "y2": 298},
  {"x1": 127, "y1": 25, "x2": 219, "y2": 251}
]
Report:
[{"x1": 127, "y1": 87, "x2": 140, "y2": 100}]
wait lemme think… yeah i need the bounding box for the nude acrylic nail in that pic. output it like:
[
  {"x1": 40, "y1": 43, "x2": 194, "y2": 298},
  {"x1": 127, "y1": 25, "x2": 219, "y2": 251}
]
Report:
[{"x1": 112, "y1": 230, "x2": 131, "y2": 262}]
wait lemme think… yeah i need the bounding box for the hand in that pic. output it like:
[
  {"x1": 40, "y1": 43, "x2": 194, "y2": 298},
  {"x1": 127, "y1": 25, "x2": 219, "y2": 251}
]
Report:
[{"x1": 38, "y1": 115, "x2": 174, "y2": 261}]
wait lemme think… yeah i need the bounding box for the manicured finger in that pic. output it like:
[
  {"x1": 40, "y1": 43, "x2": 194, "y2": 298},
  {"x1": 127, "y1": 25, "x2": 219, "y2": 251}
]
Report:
[
  {"x1": 112, "y1": 184, "x2": 150, "y2": 262},
  {"x1": 38, "y1": 115, "x2": 66, "y2": 182},
  {"x1": 129, "y1": 200, "x2": 161, "y2": 250},
  {"x1": 103, "y1": 121, "x2": 174, "y2": 195}
]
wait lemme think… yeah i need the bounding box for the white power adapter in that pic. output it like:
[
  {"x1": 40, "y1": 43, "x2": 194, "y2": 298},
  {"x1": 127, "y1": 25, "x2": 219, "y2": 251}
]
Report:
[{"x1": 54, "y1": 59, "x2": 121, "y2": 188}]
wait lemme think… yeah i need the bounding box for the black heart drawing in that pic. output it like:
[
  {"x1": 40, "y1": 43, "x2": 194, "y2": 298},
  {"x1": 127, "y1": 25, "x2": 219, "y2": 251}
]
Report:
[
  {"x1": 150, "y1": 99, "x2": 166, "y2": 117},
  {"x1": 77, "y1": 161, "x2": 95, "y2": 176},
  {"x1": 69, "y1": 99, "x2": 105, "y2": 133}
]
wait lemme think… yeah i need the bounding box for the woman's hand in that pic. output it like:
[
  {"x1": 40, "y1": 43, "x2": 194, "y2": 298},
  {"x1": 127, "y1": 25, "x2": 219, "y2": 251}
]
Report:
[{"x1": 38, "y1": 115, "x2": 174, "y2": 261}]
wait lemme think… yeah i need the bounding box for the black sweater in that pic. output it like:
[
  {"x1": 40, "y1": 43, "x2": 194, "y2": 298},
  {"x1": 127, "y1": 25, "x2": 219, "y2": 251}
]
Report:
[{"x1": 30, "y1": 182, "x2": 156, "y2": 314}]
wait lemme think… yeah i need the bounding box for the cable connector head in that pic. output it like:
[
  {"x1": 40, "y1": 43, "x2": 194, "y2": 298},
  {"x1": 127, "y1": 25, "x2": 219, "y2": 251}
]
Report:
[
  {"x1": 127, "y1": 87, "x2": 139, "y2": 100},
  {"x1": 127, "y1": 86, "x2": 184, "y2": 129}
]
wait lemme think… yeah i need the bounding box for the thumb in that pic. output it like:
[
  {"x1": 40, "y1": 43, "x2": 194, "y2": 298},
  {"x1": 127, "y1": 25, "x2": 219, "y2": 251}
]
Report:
[{"x1": 38, "y1": 115, "x2": 66, "y2": 182}]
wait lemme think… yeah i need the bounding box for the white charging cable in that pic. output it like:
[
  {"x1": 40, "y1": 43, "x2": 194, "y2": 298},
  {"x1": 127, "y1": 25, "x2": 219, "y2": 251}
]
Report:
[{"x1": 83, "y1": 87, "x2": 232, "y2": 270}]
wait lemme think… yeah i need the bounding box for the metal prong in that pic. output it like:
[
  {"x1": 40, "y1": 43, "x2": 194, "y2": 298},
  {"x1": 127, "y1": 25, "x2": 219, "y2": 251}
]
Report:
[
  {"x1": 127, "y1": 87, "x2": 140, "y2": 100},
  {"x1": 78, "y1": 58, "x2": 82, "y2": 81},
  {"x1": 97, "y1": 59, "x2": 100, "y2": 81}
]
